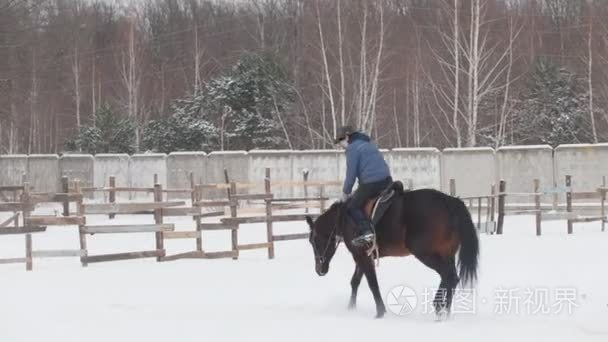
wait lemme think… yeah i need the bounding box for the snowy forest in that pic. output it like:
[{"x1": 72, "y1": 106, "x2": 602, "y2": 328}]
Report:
[{"x1": 1, "y1": 0, "x2": 608, "y2": 154}]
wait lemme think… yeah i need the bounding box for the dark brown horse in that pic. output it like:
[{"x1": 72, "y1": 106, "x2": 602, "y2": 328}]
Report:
[{"x1": 305, "y1": 185, "x2": 479, "y2": 320}]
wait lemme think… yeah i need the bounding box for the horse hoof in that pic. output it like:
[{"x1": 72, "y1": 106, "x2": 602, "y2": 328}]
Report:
[
  {"x1": 375, "y1": 312, "x2": 385, "y2": 319},
  {"x1": 347, "y1": 302, "x2": 356, "y2": 310},
  {"x1": 435, "y1": 308, "x2": 449, "y2": 322}
]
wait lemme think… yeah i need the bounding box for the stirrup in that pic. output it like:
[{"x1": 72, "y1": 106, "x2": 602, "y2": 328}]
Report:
[{"x1": 351, "y1": 232, "x2": 375, "y2": 247}]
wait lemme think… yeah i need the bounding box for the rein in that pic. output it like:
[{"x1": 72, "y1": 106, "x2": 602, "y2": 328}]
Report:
[{"x1": 312, "y1": 225, "x2": 339, "y2": 264}]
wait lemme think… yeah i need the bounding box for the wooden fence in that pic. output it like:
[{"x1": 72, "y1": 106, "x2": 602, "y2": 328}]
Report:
[
  {"x1": 5, "y1": 170, "x2": 605, "y2": 271},
  {"x1": 0, "y1": 178, "x2": 85, "y2": 270},
  {"x1": 162, "y1": 168, "x2": 331, "y2": 261},
  {"x1": 0, "y1": 168, "x2": 338, "y2": 270},
  {"x1": 495, "y1": 175, "x2": 607, "y2": 235}
]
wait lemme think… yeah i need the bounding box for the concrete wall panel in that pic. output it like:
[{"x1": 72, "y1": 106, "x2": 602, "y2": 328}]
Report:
[
  {"x1": 206, "y1": 151, "x2": 249, "y2": 198},
  {"x1": 93, "y1": 154, "x2": 130, "y2": 200},
  {"x1": 497, "y1": 145, "x2": 554, "y2": 203},
  {"x1": 27, "y1": 154, "x2": 60, "y2": 193},
  {"x1": 167, "y1": 152, "x2": 206, "y2": 199},
  {"x1": 441, "y1": 148, "x2": 495, "y2": 197},
  {"x1": 292, "y1": 150, "x2": 341, "y2": 198},
  {"x1": 249, "y1": 150, "x2": 293, "y2": 198},
  {"x1": 389, "y1": 148, "x2": 441, "y2": 190},
  {"x1": 130, "y1": 154, "x2": 167, "y2": 200},
  {"x1": 59, "y1": 154, "x2": 95, "y2": 194},
  {"x1": 0, "y1": 155, "x2": 28, "y2": 187},
  {"x1": 554, "y1": 144, "x2": 608, "y2": 200}
]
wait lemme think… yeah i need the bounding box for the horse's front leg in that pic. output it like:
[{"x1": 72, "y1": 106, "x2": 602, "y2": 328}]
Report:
[
  {"x1": 358, "y1": 256, "x2": 386, "y2": 318},
  {"x1": 348, "y1": 264, "x2": 363, "y2": 310}
]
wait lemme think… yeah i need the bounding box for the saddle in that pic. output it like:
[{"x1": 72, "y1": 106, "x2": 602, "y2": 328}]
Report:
[{"x1": 364, "y1": 181, "x2": 404, "y2": 226}]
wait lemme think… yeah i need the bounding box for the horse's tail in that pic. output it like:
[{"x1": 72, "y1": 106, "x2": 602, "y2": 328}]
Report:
[{"x1": 450, "y1": 197, "x2": 479, "y2": 287}]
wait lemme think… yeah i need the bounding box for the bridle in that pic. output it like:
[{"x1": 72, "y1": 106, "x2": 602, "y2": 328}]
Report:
[
  {"x1": 310, "y1": 225, "x2": 339, "y2": 264},
  {"x1": 310, "y1": 202, "x2": 345, "y2": 264}
]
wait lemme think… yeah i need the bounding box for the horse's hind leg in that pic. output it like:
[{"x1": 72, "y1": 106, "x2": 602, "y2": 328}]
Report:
[
  {"x1": 348, "y1": 265, "x2": 363, "y2": 310},
  {"x1": 444, "y1": 256, "x2": 460, "y2": 315},
  {"x1": 415, "y1": 254, "x2": 459, "y2": 320}
]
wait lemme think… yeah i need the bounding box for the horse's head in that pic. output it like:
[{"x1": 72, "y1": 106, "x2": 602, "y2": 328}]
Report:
[{"x1": 305, "y1": 203, "x2": 342, "y2": 276}]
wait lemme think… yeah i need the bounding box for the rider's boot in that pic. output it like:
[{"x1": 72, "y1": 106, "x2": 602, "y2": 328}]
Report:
[{"x1": 351, "y1": 219, "x2": 375, "y2": 248}]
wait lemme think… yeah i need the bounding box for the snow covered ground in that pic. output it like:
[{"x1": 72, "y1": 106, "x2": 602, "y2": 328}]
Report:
[{"x1": 1, "y1": 206, "x2": 607, "y2": 342}]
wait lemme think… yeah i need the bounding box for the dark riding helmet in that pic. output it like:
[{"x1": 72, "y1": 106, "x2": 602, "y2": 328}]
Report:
[{"x1": 334, "y1": 125, "x2": 357, "y2": 144}]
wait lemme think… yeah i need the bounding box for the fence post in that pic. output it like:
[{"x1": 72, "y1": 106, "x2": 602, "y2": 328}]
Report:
[
  {"x1": 189, "y1": 172, "x2": 195, "y2": 206},
  {"x1": 302, "y1": 170, "x2": 309, "y2": 214},
  {"x1": 12, "y1": 184, "x2": 18, "y2": 228},
  {"x1": 25, "y1": 233, "x2": 32, "y2": 271},
  {"x1": 229, "y1": 182, "x2": 238, "y2": 260},
  {"x1": 194, "y1": 184, "x2": 203, "y2": 253},
  {"x1": 490, "y1": 184, "x2": 496, "y2": 223},
  {"x1": 319, "y1": 185, "x2": 326, "y2": 212},
  {"x1": 75, "y1": 180, "x2": 88, "y2": 267},
  {"x1": 154, "y1": 183, "x2": 164, "y2": 261},
  {"x1": 534, "y1": 179, "x2": 541, "y2": 236},
  {"x1": 566, "y1": 175, "x2": 573, "y2": 234},
  {"x1": 602, "y1": 176, "x2": 606, "y2": 232},
  {"x1": 61, "y1": 176, "x2": 69, "y2": 216},
  {"x1": 265, "y1": 168, "x2": 275, "y2": 259},
  {"x1": 449, "y1": 179, "x2": 456, "y2": 196},
  {"x1": 496, "y1": 180, "x2": 506, "y2": 235},
  {"x1": 223, "y1": 168, "x2": 230, "y2": 194},
  {"x1": 477, "y1": 197, "x2": 482, "y2": 230},
  {"x1": 109, "y1": 176, "x2": 116, "y2": 219},
  {"x1": 21, "y1": 181, "x2": 31, "y2": 228}
]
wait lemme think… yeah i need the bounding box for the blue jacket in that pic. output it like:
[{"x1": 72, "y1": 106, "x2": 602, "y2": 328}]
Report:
[{"x1": 343, "y1": 132, "x2": 391, "y2": 195}]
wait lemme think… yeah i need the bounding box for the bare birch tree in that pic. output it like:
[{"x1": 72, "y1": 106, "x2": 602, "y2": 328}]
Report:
[{"x1": 119, "y1": 16, "x2": 142, "y2": 150}]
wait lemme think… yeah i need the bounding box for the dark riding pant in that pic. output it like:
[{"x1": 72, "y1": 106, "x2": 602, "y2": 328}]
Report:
[{"x1": 347, "y1": 176, "x2": 392, "y2": 234}]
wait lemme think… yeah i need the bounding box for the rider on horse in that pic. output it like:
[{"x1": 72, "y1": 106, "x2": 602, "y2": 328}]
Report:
[{"x1": 335, "y1": 125, "x2": 392, "y2": 249}]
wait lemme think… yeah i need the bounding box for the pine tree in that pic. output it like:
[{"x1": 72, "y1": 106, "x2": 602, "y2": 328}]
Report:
[
  {"x1": 142, "y1": 95, "x2": 218, "y2": 153},
  {"x1": 65, "y1": 104, "x2": 137, "y2": 154},
  {"x1": 203, "y1": 52, "x2": 294, "y2": 150},
  {"x1": 512, "y1": 59, "x2": 593, "y2": 146}
]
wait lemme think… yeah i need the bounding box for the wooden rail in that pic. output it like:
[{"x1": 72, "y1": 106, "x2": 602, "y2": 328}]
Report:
[
  {"x1": 494, "y1": 175, "x2": 608, "y2": 235},
  {"x1": 1, "y1": 169, "x2": 337, "y2": 269}
]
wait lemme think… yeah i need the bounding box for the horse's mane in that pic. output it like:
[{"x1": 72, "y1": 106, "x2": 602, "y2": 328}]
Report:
[{"x1": 316, "y1": 201, "x2": 347, "y2": 236}]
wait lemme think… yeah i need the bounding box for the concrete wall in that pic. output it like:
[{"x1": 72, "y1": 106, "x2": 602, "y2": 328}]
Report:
[
  {"x1": 166, "y1": 152, "x2": 206, "y2": 199},
  {"x1": 129, "y1": 154, "x2": 167, "y2": 201},
  {"x1": 27, "y1": 155, "x2": 60, "y2": 193},
  {"x1": 554, "y1": 144, "x2": 608, "y2": 200},
  {"x1": 206, "y1": 151, "x2": 249, "y2": 198},
  {"x1": 441, "y1": 148, "x2": 495, "y2": 197},
  {"x1": 0, "y1": 155, "x2": 28, "y2": 186},
  {"x1": 93, "y1": 154, "x2": 130, "y2": 200},
  {"x1": 292, "y1": 150, "x2": 341, "y2": 198},
  {"x1": 4, "y1": 144, "x2": 608, "y2": 202},
  {"x1": 497, "y1": 145, "x2": 554, "y2": 202},
  {"x1": 389, "y1": 148, "x2": 441, "y2": 190},
  {"x1": 59, "y1": 154, "x2": 95, "y2": 191},
  {"x1": 249, "y1": 150, "x2": 294, "y2": 198}
]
